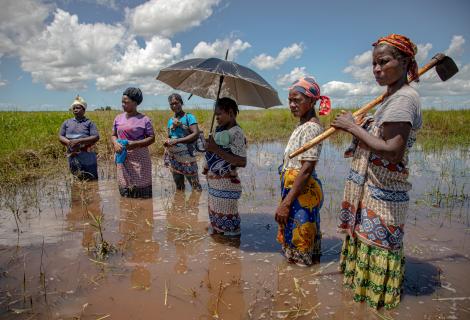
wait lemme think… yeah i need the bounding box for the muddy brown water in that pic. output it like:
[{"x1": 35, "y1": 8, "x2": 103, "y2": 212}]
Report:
[{"x1": 1, "y1": 142, "x2": 469, "y2": 319}]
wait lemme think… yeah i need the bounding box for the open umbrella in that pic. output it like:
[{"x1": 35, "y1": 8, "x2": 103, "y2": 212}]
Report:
[{"x1": 156, "y1": 51, "x2": 282, "y2": 132}]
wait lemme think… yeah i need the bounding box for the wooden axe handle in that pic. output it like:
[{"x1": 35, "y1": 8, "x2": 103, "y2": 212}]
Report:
[{"x1": 288, "y1": 54, "x2": 446, "y2": 159}]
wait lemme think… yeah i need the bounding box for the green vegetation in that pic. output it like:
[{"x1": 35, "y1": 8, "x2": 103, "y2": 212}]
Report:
[{"x1": 0, "y1": 108, "x2": 468, "y2": 186}]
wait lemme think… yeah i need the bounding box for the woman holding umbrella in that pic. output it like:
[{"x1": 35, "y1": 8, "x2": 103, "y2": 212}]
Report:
[
  {"x1": 275, "y1": 77, "x2": 330, "y2": 266},
  {"x1": 204, "y1": 97, "x2": 247, "y2": 236},
  {"x1": 163, "y1": 93, "x2": 202, "y2": 191},
  {"x1": 333, "y1": 34, "x2": 422, "y2": 309},
  {"x1": 112, "y1": 87, "x2": 155, "y2": 198}
]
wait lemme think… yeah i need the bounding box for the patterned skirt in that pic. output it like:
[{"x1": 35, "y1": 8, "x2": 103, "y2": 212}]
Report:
[
  {"x1": 207, "y1": 173, "x2": 242, "y2": 236},
  {"x1": 164, "y1": 144, "x2": 198, "y2": 176},
  {"x1": 276, "y1": 168, "x2": 323, "y2": 266},
  {"x1": 340, "y1": 235, "x2": 405, "y2": 309},
  {"x1": 117, "y1": 147, "x2": 152, "y2": 198}
]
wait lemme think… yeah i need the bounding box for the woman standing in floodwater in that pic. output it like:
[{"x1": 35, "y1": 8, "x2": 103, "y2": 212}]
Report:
[
  {"x1": 163, "y1": 93, "x2": 202, "y2": 191},
  {"x1": 275, "y1": 76, "x2": 331, "y2": 266},
  {"x1": 59, "y1": 95, "x2": 99, "y2": 180},
  {"x1": 112, "y1": 87, "x2": 155, "y2": 198},
  {"x1": 333, "y1": 34, "x2": 422, "y2": 309},
  {"x1": 204, "y1": 97, "x2": 247, "y2": 236}
]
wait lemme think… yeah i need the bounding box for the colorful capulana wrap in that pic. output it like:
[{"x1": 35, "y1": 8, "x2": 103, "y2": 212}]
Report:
[
  {"x1": 373, "y1": 34, "x2": 419, "y2": 82},
  {"x1": 289, "y1": 77, "x2": 331, "y2": 115},
  {"x1": 276, "y1": 167, "x2": 323, "y2": 266}
]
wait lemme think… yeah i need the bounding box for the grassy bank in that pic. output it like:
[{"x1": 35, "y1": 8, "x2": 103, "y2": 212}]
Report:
[{"x1": 0, "y1": 109, "x2": 468, "y2": 185}]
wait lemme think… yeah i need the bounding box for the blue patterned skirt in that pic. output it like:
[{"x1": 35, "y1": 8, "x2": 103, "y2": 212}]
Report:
[{"x1": 207, "y1": 173, "x2": 242, "y2": 236}]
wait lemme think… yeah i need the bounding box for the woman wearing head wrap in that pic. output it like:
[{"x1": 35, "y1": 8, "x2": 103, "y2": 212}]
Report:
[
  {"x1": 332, "y1": 34, "x2": 422, "y2": 309},
  {"x1": 59, "y1": 95, "x2": 100, "y2": 180},
  {"x1": 275, "y1": 76, "x2": 330, "y2": 266},
  {"x1": 163, "y1": 93, "x2": 202, "y2": 191},
  {"x1": 112, "y1": 87, "x2": 155, "y2": 198}
]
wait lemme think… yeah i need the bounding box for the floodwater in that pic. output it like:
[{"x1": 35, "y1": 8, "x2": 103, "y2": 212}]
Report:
[{"x1": 1, "y1": 142, "x2": 469, "y2": 320}]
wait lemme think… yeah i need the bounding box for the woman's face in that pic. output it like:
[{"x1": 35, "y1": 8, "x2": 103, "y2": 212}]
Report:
[
  {"x1": 215, "y1": 107, "x2": 234, "y2": 127},
  {"x1": 288, "y1": 90, "x2": 313, "y2": 118},
  {"x1": 122, "y1": 95, "x2": 137, "y2": 113},
  {"x1": 72, "y1": 104, "x2": 85, "y2": 118},
  {"x1": 169, "y1": 97, "x2": 183, "y2": 114},
  {"x1": 372, "y1": 45, "x2": 408, "y2": 86}
]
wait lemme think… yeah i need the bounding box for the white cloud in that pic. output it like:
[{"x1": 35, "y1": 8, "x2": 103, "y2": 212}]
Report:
[
  {"x1": 343, "y1": 50, "x2": 372, "y2": 82},
  {"x1": 96, "y1": 36, "x2": 182, "y2": 93},
  {"x1": 0, "y1": 0, "x2": 51, "y2": 55},
  {"x1": 350, "y1": 50, "x2": 372, "y2": 66},
  {"x1": 126, "y1": 0, "x2": 220, "y2": 38},
  {"x1": 445, "y1": 35, "x2": 465, "y2": 57},
  {"x1": 19, "y1": 9, "x2": 126, "y2": 90},
  {"x1": 184, "y1": 38, "x2": 251, "y2": 60},
  {"x1": 416, "y1": 43, "x2": 432, "y2": 64},
  {"x1": 250, "y1": 43, "x2": 303, "y2": 70},
  {"x1": 95, "y1": 0, "x2": 118, "y2": 10},
  {"x1": 321, "y1": 81, "x2": 382, "y2": 97},
  {"x1": 276, "y1": 67, "x2": 307, "y2": 87}
]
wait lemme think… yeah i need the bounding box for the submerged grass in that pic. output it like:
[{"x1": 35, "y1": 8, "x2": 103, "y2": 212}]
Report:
[{"x1": 0, "y1": 109, "x2": 468, "y2": 186}]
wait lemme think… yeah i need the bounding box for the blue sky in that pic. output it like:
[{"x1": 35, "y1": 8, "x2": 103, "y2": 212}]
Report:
[{"x1": 0, "y1": 0, "x2": 469, "y2": 111}]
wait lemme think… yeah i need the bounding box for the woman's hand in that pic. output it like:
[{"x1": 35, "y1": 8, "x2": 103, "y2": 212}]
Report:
[
  {"x1": 68, "y1": 139, "x2": 80, "y2": 148},
  {"x1": 164, "y1": 138, "x2": 178, "y2": 147},
  {"x1": 171, "y1": 118, "x2": 181, "y2": 129},
  {"x1": 126, "y1": 141, "x2": 136, "y2": 150},
  {"x1": 205, "y1": 136, "x2": 219, "y2": 153},
  {"x1": 113, "y1": 141, "x2": 123, "y2": 153},
  {"x1": 275, "y1": 202, "x2": 290, "y2": 225},
  {"x1": 331, "y1": 111, "x2": 357, "y2": 132}
]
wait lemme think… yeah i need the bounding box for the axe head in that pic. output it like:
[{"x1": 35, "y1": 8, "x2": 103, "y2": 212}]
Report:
[{"x1": 435, "y1": 56, "x2": 459, "y2": 81}]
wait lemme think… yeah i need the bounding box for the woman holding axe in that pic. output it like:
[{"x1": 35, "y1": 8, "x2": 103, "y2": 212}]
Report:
[{"x1": 332, "y1": 34, "x2": 422, "y2": 309}]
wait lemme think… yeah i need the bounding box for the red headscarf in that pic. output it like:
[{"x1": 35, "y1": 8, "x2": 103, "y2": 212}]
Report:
[
  {"x1": 373, "y1": 34, "x2": 419, "y2": 82},
  {"x1": 289, "y1": 77, "x2": 331, "y2": 115}
]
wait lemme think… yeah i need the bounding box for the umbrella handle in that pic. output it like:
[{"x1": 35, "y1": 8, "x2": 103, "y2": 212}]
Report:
[
  {"x1": 209, "y1": 75, "x2": 225, "y2": 134},
  {"x1": 209, "y1": 49, "x2": 229, "y2": 134}
]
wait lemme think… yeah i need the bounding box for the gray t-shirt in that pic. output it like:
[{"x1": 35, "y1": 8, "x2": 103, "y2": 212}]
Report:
[
  {"x1": 374, "y1": 84, "x2": 422, "y2": 130},
  {"x1": 59, "y1": 117, "x2": 99, "y2": 139}
]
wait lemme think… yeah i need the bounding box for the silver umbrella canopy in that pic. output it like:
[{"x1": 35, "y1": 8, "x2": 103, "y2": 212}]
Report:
[{"x1": 156, "y1": 56, "x2": 282, "y2": 132}]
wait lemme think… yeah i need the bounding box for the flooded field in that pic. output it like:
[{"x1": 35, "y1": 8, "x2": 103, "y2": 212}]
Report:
[{"x1": 1, "y1": 142, "x2": 469, "y2": 319}]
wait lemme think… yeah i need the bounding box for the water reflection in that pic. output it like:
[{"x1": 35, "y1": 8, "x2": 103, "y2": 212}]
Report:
[
  {"x1": 1, "y1": 142, "x2": 469, "y2": 319},
  {"x1": 66, "y1": 180, "x2": 101, "y2": 249},
  {"x1": 166, "y1": 190, "x2": 204, "y2": 274},
  {"x1": 206, "y1": 236, "x2": 245, "y2": 320},
  {"x1": 118, "y1": 197, "x2": 158, "y2": 290}
]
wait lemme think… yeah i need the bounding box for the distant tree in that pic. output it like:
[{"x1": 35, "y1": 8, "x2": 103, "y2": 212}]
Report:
[{"x1": 105, "y1": 106, "x2": 112, "y2": 111}]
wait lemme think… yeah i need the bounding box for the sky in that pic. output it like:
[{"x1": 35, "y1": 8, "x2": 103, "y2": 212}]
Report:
[{"x1": 0, "y1": 0, "x2": 469, "y2": 111}]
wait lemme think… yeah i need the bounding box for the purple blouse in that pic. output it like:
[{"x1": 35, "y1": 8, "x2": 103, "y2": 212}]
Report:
[{"x1": 113, "y1": 113, "x2": 154, "y2": 141}]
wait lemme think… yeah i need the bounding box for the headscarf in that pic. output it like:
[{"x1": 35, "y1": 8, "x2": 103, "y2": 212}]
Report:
[
  {"x1": 70, "y1": 95, "x2": 87, "y2": 110},
  {"x1": 289, "y1": 77, "x2": 331, "y2": 115},
  {"x1": 373, "y1": 34, "x2": 419, "y2": 82},
  {"x1": 123, "y1": 87, "x2": 143, "y2": 105}
]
